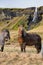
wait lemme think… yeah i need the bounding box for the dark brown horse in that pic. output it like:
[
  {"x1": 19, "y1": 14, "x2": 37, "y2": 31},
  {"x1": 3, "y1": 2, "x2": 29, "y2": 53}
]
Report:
[{"x1": 18, "y1": 25, "x2": 41, "y2": 53}]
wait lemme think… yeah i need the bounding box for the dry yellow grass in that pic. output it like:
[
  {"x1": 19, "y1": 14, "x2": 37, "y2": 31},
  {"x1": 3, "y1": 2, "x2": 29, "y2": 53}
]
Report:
[
  {"x1": 0, "y1": 45, "x2": 43, "y2": 65},
  {"x1": 27, "y1": 19, "x2": 43, "y2": 33},
  {"x1": 0, "y1": 30, "x2": 43, "y2": 65},
  {"x1": 27, "y1": 25, "x2": 43, "y2": 33},
  {"x1": 27, "y1": 20, "x2": 43, "y2": 40}
]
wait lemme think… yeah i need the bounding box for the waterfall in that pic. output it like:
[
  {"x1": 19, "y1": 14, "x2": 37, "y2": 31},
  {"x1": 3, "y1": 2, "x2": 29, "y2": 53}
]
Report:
[{"x1": 32, "y1": 7, "x2": 38, "y2": 23}]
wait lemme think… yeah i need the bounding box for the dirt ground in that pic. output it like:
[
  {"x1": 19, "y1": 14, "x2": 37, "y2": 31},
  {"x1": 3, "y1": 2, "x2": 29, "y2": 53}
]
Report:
[
  {"x1": 0, "y1": 44, "x2": 43, "y2": 65},
  {"x1": 0, "y1": 30, "x2": 43, "y2": 65}
]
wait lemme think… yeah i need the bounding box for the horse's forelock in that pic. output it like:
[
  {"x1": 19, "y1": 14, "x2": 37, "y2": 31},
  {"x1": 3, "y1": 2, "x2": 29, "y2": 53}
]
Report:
[
  {"x1": 18, "y1": 27, "x2": 23, "y2": 35},
  {"x1": 18, "y1": 26, "x2": 26, "y2": 37}
]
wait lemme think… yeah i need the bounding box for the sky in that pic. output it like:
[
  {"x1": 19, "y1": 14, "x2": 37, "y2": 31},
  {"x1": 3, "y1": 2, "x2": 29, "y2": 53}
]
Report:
[{"x1": 0, "y1": 0, "x2": 43, "y2": 8}]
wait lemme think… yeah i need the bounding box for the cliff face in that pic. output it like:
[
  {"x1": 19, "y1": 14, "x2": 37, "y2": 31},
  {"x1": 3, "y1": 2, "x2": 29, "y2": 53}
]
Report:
[
  {"x1": 0, "y1": 6, "x2": 43, "y2": 21},
  {"x1": 0, "y1": 9, "x2": 16, "y2": 21}
]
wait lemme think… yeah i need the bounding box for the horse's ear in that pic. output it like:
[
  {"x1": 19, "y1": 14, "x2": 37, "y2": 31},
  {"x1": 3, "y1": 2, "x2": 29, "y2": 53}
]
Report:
[
  {"x1": 18, "y1": 25, "x2": 20, "y2": 27},
  {"x1": 22, "y1": 24, "x2": 24, "y2": 27},
  {"x1": 18, "y1": 24, "x2": 21, "y2": 27}
]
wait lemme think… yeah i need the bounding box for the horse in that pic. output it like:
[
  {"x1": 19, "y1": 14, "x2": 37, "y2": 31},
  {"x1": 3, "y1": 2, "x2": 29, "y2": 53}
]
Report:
[
  {"x1": 0, "y1": 29, "x2": 10, "y2": 52},
  {"x1": 18, "y1": 25, "x2": 41, "y2": 53},
  {"x1": 3, "y1": 29, "x2": 10, "y2": 40}
]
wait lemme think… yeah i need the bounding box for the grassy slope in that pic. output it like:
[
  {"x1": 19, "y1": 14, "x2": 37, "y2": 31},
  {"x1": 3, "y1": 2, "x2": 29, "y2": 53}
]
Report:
[
  {"x1": 6, "y1": 16, "x2": 24, "y2": 30},
  {"x1": 12, "y1": 15, "x2": 27, "y2": 30},
  {"x1": 0, "y1": 15, "x2": 43, "y2": 40},
  {"x1": 1, "y1": 17, "x2": 19, "y2": 30},
  {"x1": 27, "y1": 19, "x2": 43, "y2": 40},
  {"x1": 0, "y1": 16, "x2": 25, "y2": 31}
]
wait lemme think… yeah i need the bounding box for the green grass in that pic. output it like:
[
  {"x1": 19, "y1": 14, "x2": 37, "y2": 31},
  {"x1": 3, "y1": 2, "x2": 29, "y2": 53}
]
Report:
[
  {"x1": 33, "y1": 20, "x2": 43, "y2": 29},
  {"x1": 12, "y1": 16, "x2": 27, "y2": 30}
]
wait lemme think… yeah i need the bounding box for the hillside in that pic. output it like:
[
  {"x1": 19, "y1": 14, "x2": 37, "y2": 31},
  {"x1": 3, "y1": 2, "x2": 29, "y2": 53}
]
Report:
[
  {"x1": 28, "y1": 21, "x2": 43, "y2": 33},
  {"x1": 0, "y1": 6, "x2": 43, "y2": 31},
  {"x1": 27, "y1": 18, "x2": 43, "y2": 40},
  {"x1": 0, "y1": 16, "x2": 25, "y2": 31},
  {"x1": 0, "y1": 6, "x2": 43, "y2": 21},
  {"x1": 0, "y1": 6, "x2": 43, "y2": 40},
  {"x1": 0, "y1": 7, "x2": 43, "y2": 65}
]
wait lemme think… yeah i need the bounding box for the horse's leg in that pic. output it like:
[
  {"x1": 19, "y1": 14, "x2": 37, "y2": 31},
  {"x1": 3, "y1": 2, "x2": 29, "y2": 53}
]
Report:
[
  {"x1": 1, "y1": 41, "x2": 5, "y2": 52},
  {"x1": 37, "y1": 43, "x2": 41, "y2": 53},
  {"x1": 20, "y1": 43, "x2": 26, "y2": 52},
  {"x1": 36, "y1": 46, "x2": 40, "y2": 53},
  {"x1": 1, "y1": 44, "x2": 4, "y2": 52},
  {"x1": 20, "y1": 44, "x2": 23, "y2": 52},
  {"x1": 35, "y1": 43, "x2": 41, "y2": 53},
  {"x1": 37, "y1": 37, "x2": 41, "y2": 53},
  {"x1": 23, "y1": 43, "x2": 26, "y2": 52},
  {"x1": 35, "y1": 44, "x2": 39, "y2": 53}
]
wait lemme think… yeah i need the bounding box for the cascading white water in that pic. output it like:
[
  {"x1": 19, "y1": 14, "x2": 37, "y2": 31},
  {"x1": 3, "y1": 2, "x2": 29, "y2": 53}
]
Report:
[
  {"x1": 32, "y1": 0, "x2": 38, "y2": 23},
  {"x1": 32, "y1": 7, "x2": 38, "y2": 23},
  {"x1": 27, "y1": 7, "x2": 38, "y2": 30}
]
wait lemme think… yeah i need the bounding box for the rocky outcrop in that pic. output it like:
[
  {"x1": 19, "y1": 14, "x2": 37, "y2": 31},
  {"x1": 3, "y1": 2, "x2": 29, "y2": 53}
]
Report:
[{"x1": 0, "y1": 6, "x2": 43, "y2": 21}]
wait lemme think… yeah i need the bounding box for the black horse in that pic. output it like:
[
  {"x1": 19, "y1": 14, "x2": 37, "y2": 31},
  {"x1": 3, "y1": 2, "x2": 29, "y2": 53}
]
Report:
[
  {"x1": 18, "y1": 25, "x2": 41, "y2": 53},
  {"x1": 0, "y1": 29, "x2": 10, "y2": 52}
]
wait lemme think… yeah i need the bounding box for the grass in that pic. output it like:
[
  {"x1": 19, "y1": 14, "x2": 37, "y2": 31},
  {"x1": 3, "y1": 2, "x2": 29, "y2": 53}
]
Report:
[
  {"x1": 27, "y1": 19, "x2": 43, "y2": 40},
  {"x1": 0, "y1": 45, "x2": 43, "y2": 65},
  {"x1": 0, "y1": 15, "x2": 43, "y2": 40},
  {"x1": 12, "y1": 16, "x2": 27, "y2": 30},
  {"x1": 0, "y1": 16, "x2": 43, "y2": 65},
  {"x1": 0, "y1": 16, "x2": 26, "y2": 31},
  {"x1": 0, "y1": 17, "x2": 20, "y2": 31},
  {"x1": 37, "y1": 32, "x2": 43, "y2": 40}
]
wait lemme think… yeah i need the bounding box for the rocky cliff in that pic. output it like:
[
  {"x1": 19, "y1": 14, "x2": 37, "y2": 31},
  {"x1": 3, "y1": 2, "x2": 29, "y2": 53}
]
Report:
[{"x1": 0, "y1": 6, "x2": 43, "y2": 21}]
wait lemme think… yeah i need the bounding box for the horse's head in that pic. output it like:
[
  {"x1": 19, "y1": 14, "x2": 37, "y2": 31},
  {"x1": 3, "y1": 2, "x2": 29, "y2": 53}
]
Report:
[
  {"x1": 18, "y1": 25, "x2": 26, "y2": 37},
  {"x1": 2, "y1": 29, "x2": 10, "y2": 41},
  {"x1": 18, "y1": 25, "x2": 23, "y2": 37}
]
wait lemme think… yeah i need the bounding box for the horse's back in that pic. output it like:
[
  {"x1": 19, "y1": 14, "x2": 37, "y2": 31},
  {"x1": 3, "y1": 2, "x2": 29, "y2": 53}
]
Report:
[
  {"x1": 27, "y1": 33, "x2": 41, "y2": 40},
  {"x1": 24, "y1": 33, "x2": 41, "y2": 46}
]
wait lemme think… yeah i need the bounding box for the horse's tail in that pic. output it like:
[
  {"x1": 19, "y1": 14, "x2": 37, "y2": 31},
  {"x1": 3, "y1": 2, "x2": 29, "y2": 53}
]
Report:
[
  {"x1": 39, "y1": 39, "x2": 41, "y2": 52},
  {"x1": 38, "y1": 36, "x2": 41, "y2": 53},
  {"x1": 35, "y1": 35, "x2": 41, "y2": 53}
]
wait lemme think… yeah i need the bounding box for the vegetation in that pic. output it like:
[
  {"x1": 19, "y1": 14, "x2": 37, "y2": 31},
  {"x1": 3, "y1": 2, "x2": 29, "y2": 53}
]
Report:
[
  {"x1": 0, "y1": 6, "x2": 43, "y2": 65},
  {"x1": 12, "y1": 16, "x2": 27, "y2": 30},
  {"x1": 27, "y1": 19, "x2": 43, "y2": 40}
]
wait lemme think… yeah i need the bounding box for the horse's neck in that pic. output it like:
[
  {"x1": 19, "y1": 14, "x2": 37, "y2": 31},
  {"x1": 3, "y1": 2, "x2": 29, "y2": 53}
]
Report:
[
  {"x1": 0, "y1": 32, "x2": 4, "y2": 40},
  {"x1": 22, "y1": 30, "x2": 26, "y2": 37},
  {"x1": 18, "y1": 27, "x2": 22, "y2": 36},
  {"x1": 1, "y1": 32, "x2": 5, "y2": 37}
]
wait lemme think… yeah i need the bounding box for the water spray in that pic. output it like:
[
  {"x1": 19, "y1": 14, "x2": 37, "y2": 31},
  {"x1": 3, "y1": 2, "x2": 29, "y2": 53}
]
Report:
[{"x1": 32, "y1": 0, "x2": 38, "y2": 23}]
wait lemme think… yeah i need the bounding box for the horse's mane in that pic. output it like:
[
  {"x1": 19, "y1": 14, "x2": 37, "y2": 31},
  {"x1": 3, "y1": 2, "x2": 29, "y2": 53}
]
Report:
[
  {"x1": 2, "y1": 29, "x2": 10, "y2": 39},
  {"x1": 22, "y1": 29, "x2": 27, "y2": 38}
]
